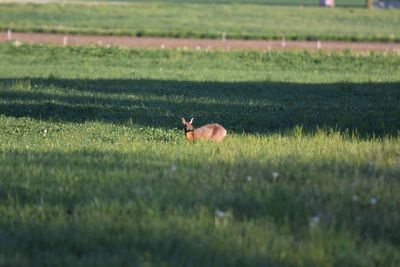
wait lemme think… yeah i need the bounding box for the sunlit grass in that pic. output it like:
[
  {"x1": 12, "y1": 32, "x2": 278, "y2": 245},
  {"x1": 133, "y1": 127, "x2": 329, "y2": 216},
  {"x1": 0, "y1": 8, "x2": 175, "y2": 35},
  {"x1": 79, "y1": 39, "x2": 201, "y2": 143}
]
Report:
[{"x1": 1, "y1": 3, "x2": 399, "y2": 42}]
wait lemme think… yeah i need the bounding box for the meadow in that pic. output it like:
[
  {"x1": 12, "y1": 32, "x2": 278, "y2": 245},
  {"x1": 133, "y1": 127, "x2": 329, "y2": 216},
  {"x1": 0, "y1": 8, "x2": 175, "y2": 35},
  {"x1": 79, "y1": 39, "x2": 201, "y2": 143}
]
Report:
[
  {"x1": 79, "y1": 0, "x2": 366, "y2": 6},
  {"x1": 1, "y1": 42, "x2": 400, "y2": 267},
  {"x1": 1, "y1": 2, "x2": 399, "y2": 42}
]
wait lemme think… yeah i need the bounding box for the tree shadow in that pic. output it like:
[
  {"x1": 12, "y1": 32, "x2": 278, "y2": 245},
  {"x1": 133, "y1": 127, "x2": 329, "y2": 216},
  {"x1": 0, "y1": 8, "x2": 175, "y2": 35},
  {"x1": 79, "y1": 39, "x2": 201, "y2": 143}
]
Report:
[{"x1": 0, "y1": 77, "x2": 399, "y2": 137}]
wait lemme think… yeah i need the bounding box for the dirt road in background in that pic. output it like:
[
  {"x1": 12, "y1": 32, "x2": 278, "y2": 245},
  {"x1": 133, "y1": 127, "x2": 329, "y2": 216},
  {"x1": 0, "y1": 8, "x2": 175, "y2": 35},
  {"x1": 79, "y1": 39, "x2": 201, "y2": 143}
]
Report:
[{"x1": 1, "y1": 31, "x2": 400, "y2": 52}]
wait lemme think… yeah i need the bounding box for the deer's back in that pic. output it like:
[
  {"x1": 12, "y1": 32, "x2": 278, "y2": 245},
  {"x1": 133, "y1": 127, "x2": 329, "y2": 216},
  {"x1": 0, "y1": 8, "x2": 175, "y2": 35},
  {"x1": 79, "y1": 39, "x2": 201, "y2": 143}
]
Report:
[{"x1": 194, "y1": 123, "x2": 227, "y2": 142}]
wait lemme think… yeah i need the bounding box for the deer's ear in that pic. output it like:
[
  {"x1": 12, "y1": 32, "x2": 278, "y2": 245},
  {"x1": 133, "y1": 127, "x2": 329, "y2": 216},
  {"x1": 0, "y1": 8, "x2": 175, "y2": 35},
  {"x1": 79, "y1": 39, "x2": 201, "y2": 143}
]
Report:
[
  {"x1": 181, "y1": 117, "x2": 186, "y2": 125},
  {"x1": 189, "y1": 118, "x2": 194, "y2": 124}
]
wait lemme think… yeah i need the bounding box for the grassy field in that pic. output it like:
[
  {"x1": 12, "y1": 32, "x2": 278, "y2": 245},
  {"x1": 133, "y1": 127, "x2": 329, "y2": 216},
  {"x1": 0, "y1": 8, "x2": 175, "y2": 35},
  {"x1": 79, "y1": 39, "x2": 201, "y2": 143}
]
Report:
[
  {"x1": 1, "y1": 42, "x2": 400, "y2": 267},
  {"x1": 78, "y1": 0, "x2": 366, "y2": 6},
  {"x1": 1, "y1": 3, "x2": 399, "y2": 42}
]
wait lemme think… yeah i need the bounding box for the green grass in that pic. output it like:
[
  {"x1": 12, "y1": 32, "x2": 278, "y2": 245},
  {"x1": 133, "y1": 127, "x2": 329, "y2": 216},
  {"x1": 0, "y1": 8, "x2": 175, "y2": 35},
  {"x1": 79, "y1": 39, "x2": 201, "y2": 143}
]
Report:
[
  {"x1": 79, "y1": 0, "x2": 366, "y2": 6},
  {"x1": 1, "y1": 2, "x2": 400, "y2": 42},
  {"x1": 1, "y1": 43, "x2": 400, "y2": 267}
]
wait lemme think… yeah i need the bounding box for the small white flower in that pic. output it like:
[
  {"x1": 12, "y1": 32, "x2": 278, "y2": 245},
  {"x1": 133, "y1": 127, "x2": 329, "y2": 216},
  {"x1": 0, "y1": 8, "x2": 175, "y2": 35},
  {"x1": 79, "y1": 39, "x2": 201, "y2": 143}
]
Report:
[
  {"x1": 310, "y1": 215, "x2": 320, "y2": 227},
  {"x1": 311, "y1": 215, "x2": 320, "y2": 223},
  {"x1": 352, "y1": 195, "x2": 359, "y2": 202},
  {"x1": 370, "y1": 197, "x2": 378, "y2": 205},
  {"x1": 246, "y1": 176, "x2": 252, "y2": 182},
  {"x1": 13, "y1": 40, "x2": 22, "y2": 47},
  {"x1": 215, "y1": 209, "x2": 225, "y2": 218},
  {"x1": 43, "y1": 129, "x2": 47, "y2": 137},
  {"x1": 170, "y1": 164, "x2": 177, "y2": 172},
  {"x1": 272, "y1": 171, "x2": 279, "y2": 181}
]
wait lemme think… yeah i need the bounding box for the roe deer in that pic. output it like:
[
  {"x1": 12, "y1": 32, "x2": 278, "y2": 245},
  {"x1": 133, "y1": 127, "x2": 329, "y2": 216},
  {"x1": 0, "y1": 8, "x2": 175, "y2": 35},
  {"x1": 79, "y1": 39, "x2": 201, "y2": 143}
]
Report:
[{"x1": 181, "y1": 117, "x2": 227, "y2": 142}]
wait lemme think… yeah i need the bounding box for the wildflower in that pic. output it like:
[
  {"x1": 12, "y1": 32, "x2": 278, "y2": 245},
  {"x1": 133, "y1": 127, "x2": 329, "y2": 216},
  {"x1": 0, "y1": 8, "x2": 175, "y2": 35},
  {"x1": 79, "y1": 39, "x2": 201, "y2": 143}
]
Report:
[
  {"x1": 170, "y1": 164, "x2": 177, "y2": 172},
  {"x1": 311, "y1": 215, "x2": 320, "y2": 223},
  {"x1": 352, "y1": 195, "x2": 359, "y2": 202},
  {"x1": 246, "y1": 176, "x2": 252, "y2": 182},
  {"x1": 215, "y1": 209, "x2": 225, "y2": 218},
  {"x1": 272, "y1": 171, "x2": 279, "y2": 181},
  {"x1": 13, "y1": 40, "x2": 22, "y2": 47},
  {"x1": 370, "y1": 197, "x2": 378, "y2": 205},
  {"x1": 43, "y1": 129, "x2": 47, "y2": 137},
  {"x1": 214, "y1": 209, "x2": 232, "y2": 228},
  {"x1": 310, "y1": 215, "x2": 320, "y2": 228}
]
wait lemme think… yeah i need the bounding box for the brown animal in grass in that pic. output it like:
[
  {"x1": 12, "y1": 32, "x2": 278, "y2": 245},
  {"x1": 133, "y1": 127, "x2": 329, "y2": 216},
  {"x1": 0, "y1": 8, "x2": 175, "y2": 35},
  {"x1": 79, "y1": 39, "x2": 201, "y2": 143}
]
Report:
[{"x1": 181, "y1": 117, "x2": 227, "y2": 142}]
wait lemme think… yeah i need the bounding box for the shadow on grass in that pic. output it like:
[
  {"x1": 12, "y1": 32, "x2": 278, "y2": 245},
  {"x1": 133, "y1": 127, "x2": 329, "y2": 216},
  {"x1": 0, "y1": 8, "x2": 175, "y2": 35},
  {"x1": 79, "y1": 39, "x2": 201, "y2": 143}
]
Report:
[
  {"x1": 0, "y1": 78, "x2": 399, "y2": 137},
  {"x1": 0, "y1": 205, "x2": 295, "y2": 267},
  {"x1": 1, "y1": 149, "x2": 399, "y2": 247}
]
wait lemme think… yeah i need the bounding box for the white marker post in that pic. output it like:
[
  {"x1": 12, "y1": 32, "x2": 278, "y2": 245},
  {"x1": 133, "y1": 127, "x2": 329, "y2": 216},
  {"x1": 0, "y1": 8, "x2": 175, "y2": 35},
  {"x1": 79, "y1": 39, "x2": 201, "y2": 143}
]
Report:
[
  {"x1": 7, "y1": 29, "x2": 12, "y2": 41},
  {"x1": 63, "y1": 36, "x2": 68, "y2": 46},
  {"x1": 317, "y1": 40, "x2": 321, "y2": 49},
  {"x1": 222, "y1": 32, "x2": 226, "y2": 42},
  {"x1": 281, "y1": 35, "x2": 286, "y2": 48}
]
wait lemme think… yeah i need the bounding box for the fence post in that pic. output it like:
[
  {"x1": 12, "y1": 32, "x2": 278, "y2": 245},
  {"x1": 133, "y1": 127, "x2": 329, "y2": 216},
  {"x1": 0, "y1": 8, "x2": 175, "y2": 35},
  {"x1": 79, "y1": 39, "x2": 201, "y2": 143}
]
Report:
[
  {"x1": 281, "y1": 35, "x2": 286, "y2": 48},
  {"x1": 366, "y1": 0, "x2": 373, "y2": 8}
]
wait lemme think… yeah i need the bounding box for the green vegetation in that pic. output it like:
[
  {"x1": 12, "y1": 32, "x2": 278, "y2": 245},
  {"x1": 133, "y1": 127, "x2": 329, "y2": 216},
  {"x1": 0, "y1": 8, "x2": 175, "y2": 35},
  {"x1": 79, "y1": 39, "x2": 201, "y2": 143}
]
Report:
[
  {"x1": 1, "y1": 2, "x2": 399, "y2": 42},
  {"x1": 1, "y1": 43, "x2": 400, "y2": 267},
  {"x1": 80, "y1": 0, "x2": 366, "y2": 6}
]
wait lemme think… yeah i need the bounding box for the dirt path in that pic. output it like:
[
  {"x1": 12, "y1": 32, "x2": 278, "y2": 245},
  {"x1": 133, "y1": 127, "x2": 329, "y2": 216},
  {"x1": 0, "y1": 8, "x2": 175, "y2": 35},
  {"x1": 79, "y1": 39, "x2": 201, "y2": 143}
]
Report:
[{"x1": 2, "y1": 31, "x2": 400, "y2": 52}]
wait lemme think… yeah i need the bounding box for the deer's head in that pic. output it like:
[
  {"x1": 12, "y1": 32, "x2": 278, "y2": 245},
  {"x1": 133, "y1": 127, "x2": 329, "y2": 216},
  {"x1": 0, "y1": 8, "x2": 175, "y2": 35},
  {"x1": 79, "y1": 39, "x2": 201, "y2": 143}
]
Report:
[{"x1": 181, "y1": 117, "x2": 194, "y2": 133}]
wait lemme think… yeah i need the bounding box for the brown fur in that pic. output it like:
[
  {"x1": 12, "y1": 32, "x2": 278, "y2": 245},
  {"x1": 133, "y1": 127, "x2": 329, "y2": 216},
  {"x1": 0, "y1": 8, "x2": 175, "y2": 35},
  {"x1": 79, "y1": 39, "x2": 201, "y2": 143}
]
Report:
[{"x1": 182, "y1": 117, "x2": 227, "y2": 142}]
